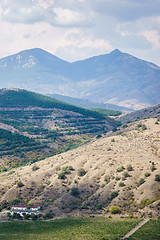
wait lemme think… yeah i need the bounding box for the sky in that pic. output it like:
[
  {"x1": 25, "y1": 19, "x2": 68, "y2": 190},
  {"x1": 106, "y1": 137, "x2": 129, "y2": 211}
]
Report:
[{"x1": 0, "y1": 0, "x2": 160, "y2": 65}]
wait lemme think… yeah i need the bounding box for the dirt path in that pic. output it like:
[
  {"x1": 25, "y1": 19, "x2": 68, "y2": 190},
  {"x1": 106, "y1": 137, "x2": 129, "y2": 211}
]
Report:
[{"x1": 121, "y1": 218, "x2": 150, "y2": 239}]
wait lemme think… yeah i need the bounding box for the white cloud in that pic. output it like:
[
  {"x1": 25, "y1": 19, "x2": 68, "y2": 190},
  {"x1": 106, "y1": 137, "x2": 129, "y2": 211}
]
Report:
[
  {"x1": 142, "y1": 30, "x2": 160, "y2": 48},
  {"x1": 53, "y1": 7, "x2": 93, "y2": 27},
  {"x1": 0, "y1": 0, "x2": 159, "y2": 66}
]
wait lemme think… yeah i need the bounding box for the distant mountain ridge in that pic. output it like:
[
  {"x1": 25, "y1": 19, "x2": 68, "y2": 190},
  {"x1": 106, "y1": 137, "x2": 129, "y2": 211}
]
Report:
[
  {"x1": 49, "y1": 94, "x2": 132, "y2": 112},
  {"x1": 0, "y1": 48, "x2": 160, "y2": 110}
]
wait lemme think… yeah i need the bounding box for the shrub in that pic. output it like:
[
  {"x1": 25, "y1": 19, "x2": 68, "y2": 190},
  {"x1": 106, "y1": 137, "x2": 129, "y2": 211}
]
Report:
[
  {"x1": 116, "y1": 166, "x2": 125, "y2": 172},
  {"x1": 32, "y1": 165, "x2": 40, "y2": 171},
  {"x1": 140, "y1": 199, "x2": 150, "y2": 208},
  {"x1": 58, "y1": 172, "x2": 65, "y2": 179},
  {"x1": 24, "y1": 214, "x2": 30, "y2": 220},
  {"x1": 137, "y1": 178, "x2": 145, "y2": 187},
  {"x1": 30, "y1": 214, "x2": 38, "y2": 220},
  {"x1": 127, "y1": 164, "x2": 133, "y2": 171},
  {"x1": 155, "y1": 174, "x2": 160, "y2": 182},
  {"x1": 111, "y1": 138, "x2": 115, "y2": 142},
  {"x1": 155, "y1": 121, "x2": 159, "y2": 125},
  {"x1": 137, "y1": 123, "x2": 142, "y2": 128},
  {"x1": 115, "y1": 176, "x2": 120, "y2": 181},
  {"x1": 119, "y1": 182, "x2": 125, "y2": 187},
  {"x1": 1, "y1": 167, "x2": 8, "y2": 173},
  {"x1": 77, "y1": 168, "x2": 86, "y2": 176},
  {"x1": 96, "y1": 134, "x2": 102, "y2": 139},
  {"x1": 144, "y1": 172, "x2": 151, "y2": 177},
  {"x1": 43, "y1": 211, "x2": 54, "y2": 219},
  {"x1": 104, "y1": 175, "x2": 110, "y2": 184},
  {"x1": 109, "y1": 191, "x2": 119, "y2": 201},
  {"x1": 150, "y1": 165, "x2": 156, "y2": 172},
  {"x1": 142, "y1": 125, "x2": 147, "y2": 130},
  {"x1": 122, "y1": 171, "x2": 130, "y2": 178},
  {"x1": 68, "y1": 166, "x2": 74, "y2": 171},
  {"x1": 109, "y1": 206, "x2": 120, "y2": 214},
  {"x1": 17, "y1": 181, "x2": 24, "y2": 188},
  {"x1": 112, "y1": 127, "x2": 117, "y2": 132},
  {"x1": 96, "y1": 203, "x2": 102, "y2": 210},
  {"x1": 70, "y1": 187, "x2": 79, "y2": 197}
]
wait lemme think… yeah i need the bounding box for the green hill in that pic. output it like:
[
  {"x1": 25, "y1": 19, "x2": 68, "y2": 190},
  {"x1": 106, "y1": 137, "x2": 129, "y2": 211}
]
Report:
[{"x1": 0, "y1": 89, "x2": 120, "y2": 170}]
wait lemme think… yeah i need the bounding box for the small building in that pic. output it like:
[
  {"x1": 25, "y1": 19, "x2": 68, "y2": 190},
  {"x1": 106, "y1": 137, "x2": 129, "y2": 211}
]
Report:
[{"x1": 11, "y1": 205, "x2": 40, "y2": 217}]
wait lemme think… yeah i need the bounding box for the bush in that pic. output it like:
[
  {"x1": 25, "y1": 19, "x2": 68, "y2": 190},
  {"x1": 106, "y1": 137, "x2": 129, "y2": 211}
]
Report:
[
  {"x1": 31, "y1": 214, "x2": 38, "y2": 220},
  {"x1": 122, "y1": 171, "x2": 130, "y2": 178},
  {"x1": 68, "y1": 166, "x2": 74, "y2": 171},
  {"x1": 77, "y1": 168, "x2": 86, "y2": 176},
  {"x1": 24, "y1": 214, "x2": 30, "y2": 220},
  {"x1": 150, "y1": 165, "x2": 156, "y2": 172},
  {"x1": 109, "y1": 206, "x2": 120, "y2": 214},
  {"x1": 70, "y1": 187, "x2": 79, "y2": 197},
  {"x1": 126, "y1": 164, "x2": 133, "y2": 171},
  {"x1": 17, "y1": 181, "x2": 24, "y2": 188},
  {"x1": 140, "y1": 199, "x2": 150, "y2": 208},
  {"x1": 119, "y1": 182, "x2": 125, "y2": 187},
  {"x1": 96, "y1": 134, "x2": 102, "y2": 139},
  {"x1": 43, "y1": 211, "x2": 54, "y2": 219},
  {"x1": 58, "y1": 172, "x2": 65, "y2": 179},
  {"x1": 155, "y1": 174, "x2": 160, "y2": 182},
  {"x1": 109, "y1": 191, "x2": 119, "y2": 201},
  {"x1": 96, "y1": 203, "x2": 102, "y2": 210},
  {"x1": 144, "y1": 172, "x2": 151, "y2": 177},
  {"x1": 111, "y1": 138, "x2": 115, "y2": 142},
  {"x1": 115, "y1": 176, "x2": 120, "y2": 181},
  {"x1": 104, "y1": 175, "x2": 110, "y2": 184},
  {"x1": 32, "y1": 165, "x2": 40, "y2": 171},
  {"x1": 137, "y1": 178, "x2": 145, "y2": 187},
  {"x1": 1, "y1": 167, "x2": 8, "y2": 172},
  {"x1": 116, "y1": 166, "x2": 125, "y2": 172},
  {"x1": 142, "y1": 125, "x2": 147, "y2": 130}
]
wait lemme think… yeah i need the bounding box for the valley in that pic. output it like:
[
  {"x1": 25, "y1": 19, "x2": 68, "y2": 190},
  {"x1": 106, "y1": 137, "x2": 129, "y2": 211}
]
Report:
[{"x1": 0, "y1": 116, "x2": 160, "y2": 219}]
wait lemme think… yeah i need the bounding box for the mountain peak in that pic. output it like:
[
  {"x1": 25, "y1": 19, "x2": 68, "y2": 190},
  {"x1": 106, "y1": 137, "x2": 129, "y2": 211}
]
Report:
[{"x1": 110, "y1": 49, "x2": 122, "y2": 55}]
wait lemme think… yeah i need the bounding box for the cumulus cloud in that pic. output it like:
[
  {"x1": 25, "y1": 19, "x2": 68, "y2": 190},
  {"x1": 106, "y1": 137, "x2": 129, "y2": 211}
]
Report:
[
  {"x1": 0, "y1": 0, "x2": 160, "y2": 65},
  {"x1": 142, "y1": 30, "x2": 160, "y2": 48},
  {"x1": 0, "y1": 0, "x2": 94, "y2": 27}
]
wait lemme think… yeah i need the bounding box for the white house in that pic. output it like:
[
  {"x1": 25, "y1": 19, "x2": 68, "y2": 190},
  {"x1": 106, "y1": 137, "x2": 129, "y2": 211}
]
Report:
[{"x1": 11, "y1": 205, "x2": 40, "y2": 217}]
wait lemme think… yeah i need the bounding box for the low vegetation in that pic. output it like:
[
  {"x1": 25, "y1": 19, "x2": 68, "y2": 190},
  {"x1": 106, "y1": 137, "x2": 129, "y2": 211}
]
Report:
[
  {"x1": 0, "y1": 89, "x2": 121, "y2": 171},
  {"x1": 0, "y1": 217, "x2": 140, "y2": 240},
  {"x1": 128, "y1": 220, "x2": 160, "y2": 240}
]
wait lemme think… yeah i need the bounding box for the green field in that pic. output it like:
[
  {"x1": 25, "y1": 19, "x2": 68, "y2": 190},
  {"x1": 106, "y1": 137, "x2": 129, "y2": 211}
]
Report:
[
  {"x1": 128, "y1": 219, "x2": 160, "y2": 240},
  {"x1": 0, "y1": 217, "x2": 140, "y2": 240}
]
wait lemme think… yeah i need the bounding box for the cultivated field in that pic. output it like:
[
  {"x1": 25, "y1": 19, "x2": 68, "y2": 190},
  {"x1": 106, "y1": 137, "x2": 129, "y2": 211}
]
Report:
[
  {"x1": 128, "y1": 219, "x2": 160, "y2": 240},
  {"x1": 0, "y1": 217, "x2": 140, "y2": 240}
]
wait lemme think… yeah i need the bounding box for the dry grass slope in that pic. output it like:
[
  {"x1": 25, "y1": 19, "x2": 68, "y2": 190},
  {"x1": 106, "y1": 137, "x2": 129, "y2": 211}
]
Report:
[{"x1": 0, "y1": 118, "x2": 160, "y2": 218}]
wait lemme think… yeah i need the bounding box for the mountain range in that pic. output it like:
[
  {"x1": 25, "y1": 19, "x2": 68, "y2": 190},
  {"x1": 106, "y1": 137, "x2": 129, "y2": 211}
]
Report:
[{"x1": 0, "y1": 48, "x2": 160, "y2": 110}]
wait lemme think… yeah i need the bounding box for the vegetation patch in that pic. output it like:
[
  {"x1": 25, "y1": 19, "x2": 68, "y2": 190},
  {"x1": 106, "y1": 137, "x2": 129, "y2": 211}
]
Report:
[{"x1": 0, "y1": 217, "x2": 140, "y2": 240}]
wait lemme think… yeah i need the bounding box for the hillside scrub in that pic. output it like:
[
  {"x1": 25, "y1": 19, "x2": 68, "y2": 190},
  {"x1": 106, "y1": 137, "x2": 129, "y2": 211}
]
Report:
[
  {"x1": 109, "y1": 206, "x2": 120, "y2": 214},
  {"x1": 78, "y1": 168, "x2": 86, "y2": 176}
]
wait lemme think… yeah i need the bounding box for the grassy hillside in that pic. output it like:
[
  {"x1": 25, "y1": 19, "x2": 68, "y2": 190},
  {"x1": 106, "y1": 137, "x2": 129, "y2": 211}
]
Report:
[
  {"x1": 90, "y1": 108, "x2": 122, "y2": 116},
  {"x1": 0, "y1": 118, "x2": 160, "y2": 218},
  {"x1": 0, "y1": 89, "x2": 105, "y2": 120},
  {"x1": 0, "y1": 89, "x2": 121, "y2": 170}
]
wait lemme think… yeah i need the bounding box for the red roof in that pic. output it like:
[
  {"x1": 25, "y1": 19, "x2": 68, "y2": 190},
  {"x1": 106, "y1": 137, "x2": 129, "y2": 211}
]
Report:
[{"x1": 12, "y1": 205, "x2": 39, "y2": 208}]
